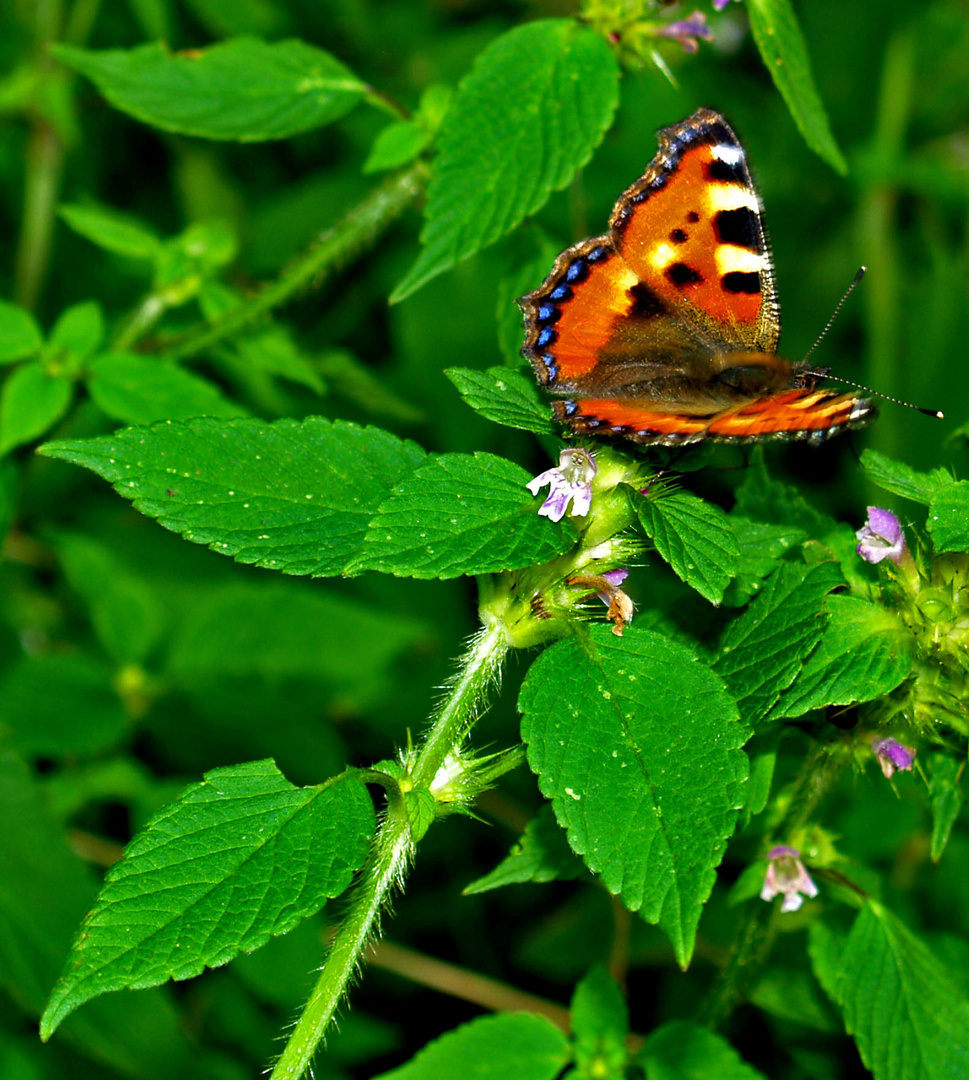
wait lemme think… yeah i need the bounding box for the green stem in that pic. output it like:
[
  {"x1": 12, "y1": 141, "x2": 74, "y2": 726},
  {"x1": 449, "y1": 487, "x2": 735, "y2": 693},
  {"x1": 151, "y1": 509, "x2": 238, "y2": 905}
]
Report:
[
  {"x1": 164, "y1": 162, "x2": 427, "y2": 363},
  {"x1": 112, "y1": 294, "x2": 168, "y2": 351},
  {"x1": 699, "y1": 742, "x2": 838, "y2": 1030},
  {"x1": 270, "y1": 624, "x2": 508, "y2": 1080}
]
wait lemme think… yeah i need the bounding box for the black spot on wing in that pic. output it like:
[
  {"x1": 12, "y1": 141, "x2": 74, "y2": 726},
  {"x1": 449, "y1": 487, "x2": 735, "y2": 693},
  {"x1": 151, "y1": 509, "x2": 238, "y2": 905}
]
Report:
[
  {"x1": 626, "y1": 283, "x2": 665, "y2": 319},
  {"x1": 669, "y1": 228, "x2": 687, "y2": 244},
  {"x1": 667, "y1": 263, "x2": 703, "y2": 287},
  {"x1": 715, "y1": 207, "x2": 760, "y2": 250},
  {"x1": 705, "y1": 156, "x2": 746, "y2": 185},
  {"x1": 687, "y1": 211, "x2": 700, "y2": 223},
  {"x1": 722, "y1": 271, "x2": 760, "y2": 295}
]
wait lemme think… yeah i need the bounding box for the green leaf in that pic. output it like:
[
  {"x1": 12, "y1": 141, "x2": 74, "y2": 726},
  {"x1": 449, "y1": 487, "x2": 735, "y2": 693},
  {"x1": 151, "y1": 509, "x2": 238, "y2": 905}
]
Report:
[
  {"x1": 87, "y1": 352, "x2": 246, "y2": 424},
  {"x1": 52, "y1": 38, "x2": 366, "y2": 142},
  {"x1": 0, "y1": 653, "x2": 127, "y2": 756},
  {"x1": 49, "y1": 300, "x2": 104, "y2": 359},
  {"x1": 59, "y1": 202, "x2": 163, "y2": 260},
  {"x1": 733, "y1": 450, "x2": 836, "y2": 537},
  {"x1": 571, "y1": 966, "x2": 629, "y2": 1077},
  {"x1": 41, "y1": 761, "x2": 375, "y2": 1038},
  {"x1": 639, "y1": 1021, "x2": 768, "y2": 1080},
  {"x1": 39, "y1": 417, "x2": 427, "y2": 577},
  {"x1": 50, "y1": 532, "x2": 165, "y2": 665},
  {"x1": 769, "y1": 595, "x2": 914, "y2": 720},
  {"x1": 445, "y1": 366, "x2": 555, "y2": 435},
  {"x1": 519, "y1": 625, "x2": 746, "y2": 967},
  {"x1": 0, "y1": 362, "x2": 74, "y2": 454},
  {"x1": 861, "y1": 448, "x2": 954, "y2": 505},
  {"x1": 462, "y1": 804, "x2": 584, "y2": 894},
  {"x1": 928, "y1": 754, "x2": 963, "y2": 862},
  {"x1": 0, "y1": 299, "x2": 43, "y2": 364},
  {"x1": 351, "y1": 452, "x2": 577, "y2": 579},
  {"x1": 317, "y1": 349, "x2": 423, "y2": 422},
  {"x1": 372, "y1": 1012, "x2": 570, "y2": 1080},
  {"x1": 828, "y1": 903, "x2": 969, "y2": 1080},
  {"x1": 713, "y1": 560, "x2": 844, "y2": 727},
  {"x1": 391, "y1": 20, "x2": 619, "y2": 302},
  {"x1": 927, "y1": 482, "x2": 969, "y2": 553},
  {"x1": 631, "y1": 488, "x2": 739, "y2": 605},
  {"x1": 227, "y1": 327, "x2": 325, "y2": 394},
  {"x1": 745, "y1": 0, "x2": 847, "y2": 174},
  {"x1": 724, "y1": 516, "x2": 807, "y2": 607}
]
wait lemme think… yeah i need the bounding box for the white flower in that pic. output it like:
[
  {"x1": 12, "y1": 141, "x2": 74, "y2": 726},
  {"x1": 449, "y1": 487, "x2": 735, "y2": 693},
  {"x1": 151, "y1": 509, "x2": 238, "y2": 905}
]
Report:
[{"x1": 526, "y1": 448, "x2": 597, "y2": 523}]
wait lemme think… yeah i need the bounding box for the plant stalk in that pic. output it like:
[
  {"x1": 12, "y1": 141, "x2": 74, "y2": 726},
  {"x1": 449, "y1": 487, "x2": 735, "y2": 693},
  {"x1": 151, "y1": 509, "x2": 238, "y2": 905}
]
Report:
[
  {"x1": 270, "y1": 623, "x2": 508, "y2": 1080},
  {"x1": 164, "y1": 162, "x2": 427, "y2": 363}
]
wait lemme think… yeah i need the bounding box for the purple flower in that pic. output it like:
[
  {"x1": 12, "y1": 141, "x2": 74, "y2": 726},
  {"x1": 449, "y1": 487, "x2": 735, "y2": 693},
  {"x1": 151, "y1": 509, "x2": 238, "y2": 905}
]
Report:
[
  {"x1": 872, "y1": 737, "x2": 916, "y2": 779},
  {"x1": 655, "y1": 10, "x2": 713, "y2": 52},
  {"x1": 713, "y1": 0, "x2": 741, "y2": 10},
  {"x1": 760, "y1": 845, "x2": 819, "y2": 913},
  {"x1": 527, "y1": 448, "x2": 597, "y2": 523},
  {"x1": 856, "y1": 506, "x2": 907, "y2": 565}
]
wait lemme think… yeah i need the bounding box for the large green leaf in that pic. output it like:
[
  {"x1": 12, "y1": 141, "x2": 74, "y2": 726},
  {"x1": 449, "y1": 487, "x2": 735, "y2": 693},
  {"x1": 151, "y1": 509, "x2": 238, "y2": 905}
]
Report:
[
  {"x1": 632, "y1": 488, "x2": 739, "y2": 605},
  {"x1": 928, "y1": 482, "x2": 969, "y2": 553},
  {"x1": 53, "y1": 38, "x2": 365, "y2": 141},
  {"x1": 861, "y1": 449, "x2": 953, "y2": 505},
  {"x1": 372, "y1": 1012, "x2": 570, "y2": 1080},
  {"x1": 821, "y1": 903, "x2": 969, "y2": 1080},
  {"x1": 39, "y1": 417, "x2": 427, "y2": 577},
  {"x1": 0, "y1": 363, "x2": 74, "y2": 455},
  {"x1": 41, "y1": 761, "x2": 375, "y2": 1038},
  {"x1": 746, "y1": 0, "x2": 846, "y2": 173},
  {"x1": 520, "y1": 625, "x2": 746, "y2": 967},
  {"x1": 391, "y1": 19, "x2": 619, "y2": 301},
  {"x1": 351, "y1": 451, "x2": 577, "y2": 578},
  {"x1": 769, "y1": 594, "x2": 914, "y2": 720},
  {"x1": 713, "y1": 560, "x2": 844, "y2": 727},
  {"x1": 446, "y1": 366, "x2": 555, "y2": 435},
  {"x1": 0, "y1": 300, "x2": 44, "y2": 364},
  {"x1": 639, "y1": 1022, "x2": 768, "y2": 1080}
]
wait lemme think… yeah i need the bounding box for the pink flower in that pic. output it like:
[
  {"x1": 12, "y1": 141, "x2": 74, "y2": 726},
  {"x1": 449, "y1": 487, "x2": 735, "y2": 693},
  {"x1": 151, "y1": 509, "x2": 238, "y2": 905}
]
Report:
[
  {"x1": 655, "y1": 10, "x2": 713, "y2": 52},
  {"x1": 526, "y1": 448, "x2": 597, "y2": 523},
  {"x1": 760, "y1": 845, "x2": 819, "y2": 913},
  {"x1": 713, "y1": 0, "x2": 741, "y2": 10},
  {"x1": 872, "y1": 737, "x2": 916, "y2": 779},
  {"x1": 856, "y1": 507, "x2": 907, "y2": 565}
]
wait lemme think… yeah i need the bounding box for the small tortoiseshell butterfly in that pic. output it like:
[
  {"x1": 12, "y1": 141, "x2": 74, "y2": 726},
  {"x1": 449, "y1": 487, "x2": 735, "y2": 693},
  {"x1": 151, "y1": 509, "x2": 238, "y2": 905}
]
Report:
[{"x1": 519, "y1": 108, "x2": 875, "y2": 446}]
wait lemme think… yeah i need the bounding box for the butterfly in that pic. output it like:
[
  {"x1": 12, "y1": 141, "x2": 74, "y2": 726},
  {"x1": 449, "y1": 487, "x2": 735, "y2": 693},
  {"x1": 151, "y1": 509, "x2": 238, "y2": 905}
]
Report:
[{"x1": 519, "y1": 108, "x2": 875, "y2": 446}]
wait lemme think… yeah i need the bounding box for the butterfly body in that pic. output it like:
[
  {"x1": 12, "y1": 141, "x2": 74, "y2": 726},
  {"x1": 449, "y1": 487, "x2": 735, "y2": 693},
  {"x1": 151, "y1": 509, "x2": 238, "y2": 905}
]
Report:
[{"x1": 519, "y1": 108, "x2": 874, "y2": 446}]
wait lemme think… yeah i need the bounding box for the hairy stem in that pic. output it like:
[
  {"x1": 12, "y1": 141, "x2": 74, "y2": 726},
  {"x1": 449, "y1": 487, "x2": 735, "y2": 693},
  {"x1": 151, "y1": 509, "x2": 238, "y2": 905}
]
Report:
[
  {"x1": 164, "y1": 162, "x2": 427, "y2": 363},
  {"x1": 270, "y1": 624, "x2": 508, "y2": 1080}
]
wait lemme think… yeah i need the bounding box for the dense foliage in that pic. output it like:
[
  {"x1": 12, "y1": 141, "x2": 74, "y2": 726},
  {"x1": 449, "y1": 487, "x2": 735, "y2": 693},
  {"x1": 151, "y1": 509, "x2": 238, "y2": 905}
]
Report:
[{"x1": 1, "y1": 1, "x2": 968, "y2": 1079}]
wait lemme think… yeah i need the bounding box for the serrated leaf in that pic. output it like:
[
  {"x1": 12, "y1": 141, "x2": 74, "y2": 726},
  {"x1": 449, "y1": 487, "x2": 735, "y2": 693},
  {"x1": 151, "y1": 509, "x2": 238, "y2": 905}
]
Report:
[
  {"x1": 227, "y1": 328, "x2": 325, "y2": 394},
  {"x1": 446, "y1": 366, "x2": 555, "y2": 434},
  {"x1": 87, "y1": 352, "x2": 246, "y2": 425},
  {"x1": 49, "y1": 300, "x2": 104, "y2": 358},
  {"x1": 831, "y1": 903, "x2": 969, "y2": 1080},
  {"x1": 769, "y1": 595, "x2": 914, "y2": 720},
  {"x1": 734, "y1": 450, "x2": 836, "y2": 536},
  {"x1": 462, "y1": 804, "x2": 584, "y2": 894},
  {"x1": 639, "y1": 1021, "x2": 768, "y2": 1080},
  {"x1": 39, "y1": 417, "x2": 427, "y2": 577},
  {"x1": 519, "y1": 625, "x2": 746, "y2": 967},
  {"x1": 713, "y1": 560, "x2": 844, "y2": 727},
  {"x1": 372, "y1": 1012, "x2": 570, "y2": 1080},
  {"x1": 351, "y1": 451, "x2": 576, "y2": 579},
  {"x1": 53, "y1": 38, "x2": 365, "y2": 142},
  {"x1": 59, "y1": 202, "x2": 163, "y2": 260},
  {"x1": 927, "y1": 754, "x2": 963, "y2": 862},
  {"x1": 861, "y1": 449, "x2": 954, "y2": 505},
  {"x1": 724, "y1": 516, "x2": 807, "y2": 607},
  {"x1": 391, "y1": 20, "x2": 619, "y2": 302},
  {"x1": 0, "y1": 362, "x2": 74, "y2": 454},
  {"x1": 0, "y1": 653, "x2": 127, "y2": 757},
  {"x1": 41, "y1": 761, "x2": 375, "y2": 1038},
  {"x1": 0, "y1": 299, "x2": 43, "y2": 364},
  {"x1": 745, "y1": 0, "x2": 846, "y2": 174},
  {"x1": 927, "y1": 482, "x2": 969, "y2": 553},
  {"x1": 632, "y1": 488, "x2": 739, "y2": 605}
]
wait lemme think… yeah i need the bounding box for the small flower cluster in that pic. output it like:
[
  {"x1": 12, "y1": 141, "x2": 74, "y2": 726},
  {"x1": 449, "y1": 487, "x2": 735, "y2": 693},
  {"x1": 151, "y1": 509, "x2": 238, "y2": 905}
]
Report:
[{"x1": 761, "y1": 845, "x2": 818, "y2": 913}]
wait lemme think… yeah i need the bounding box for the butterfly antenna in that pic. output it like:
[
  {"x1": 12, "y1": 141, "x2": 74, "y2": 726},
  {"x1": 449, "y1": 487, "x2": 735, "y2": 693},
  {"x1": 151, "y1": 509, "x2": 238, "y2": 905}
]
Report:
[
  {"x1": 800, "y1": 266, "x2": 867, "y2": 367},
  {"x1": 801, "y1": 266, "x2": 944, "y2": 419}
]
